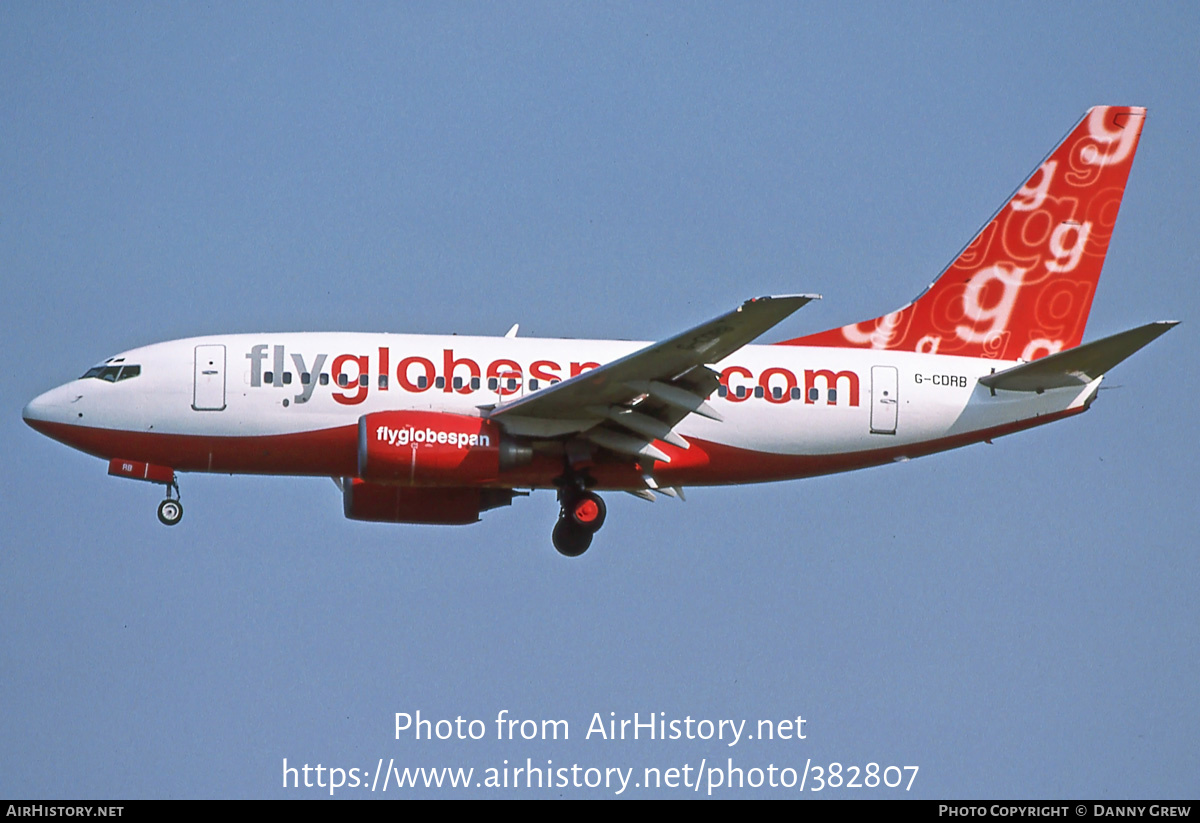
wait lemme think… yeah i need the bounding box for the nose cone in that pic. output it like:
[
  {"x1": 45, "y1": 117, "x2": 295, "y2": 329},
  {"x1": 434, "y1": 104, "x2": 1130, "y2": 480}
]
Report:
[
  {"x1": 23, "y1": 390, "x2": 54, "y2": 430},
  {"x1": 23, "y1": 384, "x2": 78, "y2": 436},
  {"x1": 24, "y1": 382, "x2": 111, "y2": 459},
  {"x1": 22, "y1": 395, "x2": 51, "y2": 429}
]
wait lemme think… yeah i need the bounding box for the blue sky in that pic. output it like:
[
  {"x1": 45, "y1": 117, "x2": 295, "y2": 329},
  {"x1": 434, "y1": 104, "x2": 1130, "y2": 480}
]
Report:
[{"x1": 3, "y1": 3, "x2": 1197, "y2": 798}]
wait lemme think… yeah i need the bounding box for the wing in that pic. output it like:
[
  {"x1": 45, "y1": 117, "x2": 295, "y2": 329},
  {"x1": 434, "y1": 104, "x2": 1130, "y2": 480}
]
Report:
[{"x1": 487, "y1": 295, "x2": 818, "y2": 463}]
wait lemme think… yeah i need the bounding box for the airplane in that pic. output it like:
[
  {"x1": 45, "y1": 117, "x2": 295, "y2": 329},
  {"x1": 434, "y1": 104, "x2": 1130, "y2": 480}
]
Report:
[{"x1": 23, "y1": 105, "x2": 1176, "y2": 556}]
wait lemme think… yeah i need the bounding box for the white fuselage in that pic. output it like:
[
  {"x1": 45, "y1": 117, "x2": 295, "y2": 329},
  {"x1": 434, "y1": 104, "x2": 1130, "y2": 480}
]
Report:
[{"x1": 23, "y1": 332, "x2": 1098, "y2": 490}]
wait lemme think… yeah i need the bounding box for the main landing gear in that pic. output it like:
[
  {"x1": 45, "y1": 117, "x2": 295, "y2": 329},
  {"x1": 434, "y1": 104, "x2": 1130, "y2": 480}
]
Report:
[
  {"x1": 552, "y1": 482, "x2": 607, "y2": 558},
  {"x1": 157, "y1": 479, "x2": 183, "y2": 526}
]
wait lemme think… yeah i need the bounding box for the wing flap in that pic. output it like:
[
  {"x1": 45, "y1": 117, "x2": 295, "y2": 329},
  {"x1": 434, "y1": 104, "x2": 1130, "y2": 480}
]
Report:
[
  {"x1": 626, "y1": 379, "x2": 723, "y2": 422},
  {"x1": 587, "y1": 405, "x2": 691, "y2": 449},
  {"x1": 585, "y1": 428, "x2": 671, "y2": 463}
]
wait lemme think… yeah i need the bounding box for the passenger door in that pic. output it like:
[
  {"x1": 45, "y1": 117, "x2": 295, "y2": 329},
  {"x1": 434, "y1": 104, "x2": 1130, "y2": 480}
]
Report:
[{"x1": 193, "y1": 345, "x2": 227, "y2": 411}]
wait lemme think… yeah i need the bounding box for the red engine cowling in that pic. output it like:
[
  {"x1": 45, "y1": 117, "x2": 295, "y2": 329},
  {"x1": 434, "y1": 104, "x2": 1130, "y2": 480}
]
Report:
[
  {"x1": 358, "y1": 411, "x2": 529, "y2": 485},
  {"x1": 342, "y1": 479, "x2": 515, "y2": 524}
]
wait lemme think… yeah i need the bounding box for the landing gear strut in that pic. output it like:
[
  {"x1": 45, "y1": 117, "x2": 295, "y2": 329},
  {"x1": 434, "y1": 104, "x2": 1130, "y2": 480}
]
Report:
[
  {"x1": 157, "y1": 479, "x2": 183, "y2": 526},
  {"x1": 552, "y1": 479, "x2": 606, "y2": 557}
]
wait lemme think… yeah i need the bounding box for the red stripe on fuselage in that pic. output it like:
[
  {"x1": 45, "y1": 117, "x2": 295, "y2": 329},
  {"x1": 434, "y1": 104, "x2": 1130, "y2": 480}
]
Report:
[
  {"x1": 647, "y1": 406, "x2": 1084, "y2": 486},
  {"x1": 27, "y1": 407, "x2": 1084, "y2": 488},
  {"x1": 26, "y1": 418, "x2": 361, "y2": 476}
]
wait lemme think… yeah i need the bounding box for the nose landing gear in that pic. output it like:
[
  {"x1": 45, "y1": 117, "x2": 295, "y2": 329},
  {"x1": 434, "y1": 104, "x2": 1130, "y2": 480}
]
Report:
[{"x1": 157, "y1": 479, "x2": 183, "y2": 526}]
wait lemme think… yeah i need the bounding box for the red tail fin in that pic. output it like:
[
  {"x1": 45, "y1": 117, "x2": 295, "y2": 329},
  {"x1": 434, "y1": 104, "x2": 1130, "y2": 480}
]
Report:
[{"x1": 781, "y1": 106, "x2": 1146, "y2": 361}]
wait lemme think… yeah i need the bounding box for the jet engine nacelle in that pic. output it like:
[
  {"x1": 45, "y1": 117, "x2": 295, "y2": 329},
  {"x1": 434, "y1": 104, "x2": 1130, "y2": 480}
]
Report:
[
  {"x1": 341, "y1": 479, "x2": 516, "y2": 524},
  {"x1": 357, "y1": 410, "x2": 531, "y2": 485}
]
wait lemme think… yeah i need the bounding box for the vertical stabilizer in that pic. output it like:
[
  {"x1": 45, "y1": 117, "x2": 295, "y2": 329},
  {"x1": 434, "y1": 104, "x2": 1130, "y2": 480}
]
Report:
[{"x1": 781, "y1": 106, "x2": 1146, "y2": 361}]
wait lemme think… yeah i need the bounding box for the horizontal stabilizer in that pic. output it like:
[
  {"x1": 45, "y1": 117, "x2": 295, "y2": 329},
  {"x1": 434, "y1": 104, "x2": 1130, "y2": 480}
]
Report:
[{"x1": 979, "y1": 321, "x2": 1177, "y2": 392}]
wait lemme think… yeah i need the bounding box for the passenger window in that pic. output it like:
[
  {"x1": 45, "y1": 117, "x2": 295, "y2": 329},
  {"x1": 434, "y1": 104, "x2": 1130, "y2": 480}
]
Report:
[
  {"x1": 417, "y1": 375, "x2": 427, "y2": 389},
  {"x1": 378, "y1": 375, "x2": 388, "y2": 389},
  {"x1": 265, "y1": 371, "x2": 274, "y2": 384},
  {"x1": 471, "y1": 378, "x2": 480, "y2": 390},
  {"x1": 790, "y1": 387, "x2": 802, "y2": 400},
  {"x1": 337, "y1": 374, "x2": 349, "y2": 388},
  {"x1": 808, "y1": 387, "x2": 819, "y2": 401},
  {"x1": 359, "y1": 375, "x2": 369, "y2": 387},
  {"x1": 453, "y1": 377, "x2": 463, "y2": 389},
  {"x1": 772, "y1": 386, "x2": 782, "y2": 400},
  {"x1": 282, "y1": 372, "x2": 292, "y2": 385},
  {"x1": 435, "y1": 376, "x2": 445, "y2": 389},
  {"x1": 529, "y1": 379, "x2": 539, "y2": 391},
  {"x1": 301, "y1": 372, "x2": 311, "y2": 385},
  {"x1": 735, "y1": 386, "x2": 746, "y2": 398},
  {"x1": 488, "y1": 378, "x2": 498, "y2": 390},
  {"x1": 320, "y1": 374, "x2": 330, "y2": 386},
  {"x1": 753, "y1": 386, "x2": 764, "y2": 399},
  {"x1": 718, "y1": 385, "x2": 728, "y2": 397},
  {"x1": 829, "y1": 388, "x2": 837, "y2": 403}
]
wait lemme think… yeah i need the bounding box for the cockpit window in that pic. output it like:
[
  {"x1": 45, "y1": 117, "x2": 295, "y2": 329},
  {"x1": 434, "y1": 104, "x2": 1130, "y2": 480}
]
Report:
[{"x1": 81, "y1": 364, "x2": 141, "y2": 382}]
